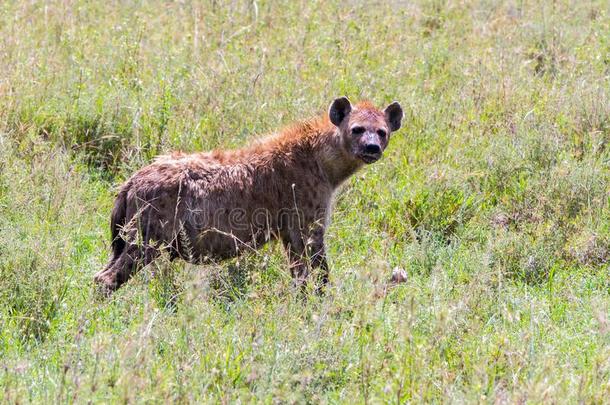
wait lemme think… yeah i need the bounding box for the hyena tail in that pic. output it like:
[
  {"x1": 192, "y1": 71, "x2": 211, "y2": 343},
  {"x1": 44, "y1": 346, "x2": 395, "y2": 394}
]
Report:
[{"x1": 109, "y1": 186, "x2": 129, "y2": 259}]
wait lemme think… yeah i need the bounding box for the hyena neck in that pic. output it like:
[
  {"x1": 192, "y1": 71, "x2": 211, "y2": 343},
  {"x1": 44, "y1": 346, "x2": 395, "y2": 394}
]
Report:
[
  {"x1": 312, "y1": 128, "x2": 363, "y2": 188},
  {"x1": 248, "y1": 118, "x2": 363, "y2": 189}
]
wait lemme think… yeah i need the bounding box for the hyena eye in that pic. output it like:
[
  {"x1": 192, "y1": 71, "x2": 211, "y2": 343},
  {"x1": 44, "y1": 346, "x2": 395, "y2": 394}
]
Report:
[
  {"x1": 351, "y1": 126, "x2": 365, "y2": 135},
  {"x1": 377, "y1": 129, "x2": 387, "y2": 138}
]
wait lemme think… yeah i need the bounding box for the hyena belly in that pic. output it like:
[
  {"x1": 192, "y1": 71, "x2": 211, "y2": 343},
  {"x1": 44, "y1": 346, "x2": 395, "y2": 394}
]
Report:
[
  {"x1": 178, "y1": 204, "x2": 274, "y2": 262},
  {"x1": 176, "y1": 167, "x2": 277, "y2": 262}
]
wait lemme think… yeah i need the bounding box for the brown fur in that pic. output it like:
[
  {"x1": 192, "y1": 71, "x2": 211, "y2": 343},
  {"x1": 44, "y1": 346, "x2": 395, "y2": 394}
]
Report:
[{"x1": 94, "y1": 98, "x2": 403, "y2": 293}]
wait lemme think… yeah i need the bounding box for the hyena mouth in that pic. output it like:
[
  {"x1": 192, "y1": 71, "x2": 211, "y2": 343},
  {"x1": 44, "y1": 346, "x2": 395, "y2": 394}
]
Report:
[{"x1": 359, "y1": 154, "x2": 381, "y2": 164}]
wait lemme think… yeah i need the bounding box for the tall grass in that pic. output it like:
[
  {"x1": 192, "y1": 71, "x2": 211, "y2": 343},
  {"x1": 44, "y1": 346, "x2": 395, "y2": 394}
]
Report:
[{"x1": 0, "y1": 0, "x2": 609, "y2": 402}]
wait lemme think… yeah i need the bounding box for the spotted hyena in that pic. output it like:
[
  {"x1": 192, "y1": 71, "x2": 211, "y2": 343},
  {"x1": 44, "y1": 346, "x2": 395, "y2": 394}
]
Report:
[{"x1": 94, "y1": 97, "x2": 403, "y2": 293}]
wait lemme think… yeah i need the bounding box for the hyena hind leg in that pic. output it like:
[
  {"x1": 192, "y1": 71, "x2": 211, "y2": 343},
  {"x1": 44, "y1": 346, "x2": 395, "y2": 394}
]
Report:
[{"x1": 94, "y1": 244, "x2": 159, "y2": 294}]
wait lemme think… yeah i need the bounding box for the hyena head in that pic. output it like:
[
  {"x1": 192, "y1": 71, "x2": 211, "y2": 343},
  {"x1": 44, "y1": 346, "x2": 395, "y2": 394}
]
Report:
[{"x1": 329, "y1": 97, "x2": 403, "y2": 164}]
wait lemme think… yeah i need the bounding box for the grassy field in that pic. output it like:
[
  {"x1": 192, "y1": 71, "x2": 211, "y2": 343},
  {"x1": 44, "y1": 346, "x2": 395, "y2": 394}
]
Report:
[{"x1": 1, "y1": 0, "x2": 609, "y2": 402}]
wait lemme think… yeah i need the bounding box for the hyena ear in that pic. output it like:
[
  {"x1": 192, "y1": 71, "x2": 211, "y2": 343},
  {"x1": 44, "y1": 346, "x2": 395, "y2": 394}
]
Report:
[
  {"x1": 384, "y1": 101, "x2": 403, "y2": 132},
  {"x1": 329, "y1": 96, "x2": 352, "y2": 127}
]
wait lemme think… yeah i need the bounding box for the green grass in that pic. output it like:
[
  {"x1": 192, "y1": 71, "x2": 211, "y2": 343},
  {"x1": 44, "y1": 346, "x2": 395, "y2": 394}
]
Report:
[{"x1": 1, "y1": 0, "x2": 609, "y2": 402}]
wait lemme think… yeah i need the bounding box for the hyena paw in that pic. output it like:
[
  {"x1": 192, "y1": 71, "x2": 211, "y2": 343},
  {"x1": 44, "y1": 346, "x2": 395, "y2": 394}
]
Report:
[{"x1": 93, "y1": 272, "x2": 118, "y2": 296}]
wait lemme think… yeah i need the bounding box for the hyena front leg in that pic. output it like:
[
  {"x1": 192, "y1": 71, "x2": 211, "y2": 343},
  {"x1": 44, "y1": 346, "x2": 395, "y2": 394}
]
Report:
[
  {"x1": 306, "y1": 224, "x2": 329, "y2": 292},
  {"x1": 282, "y1": 224, "x2": 329, "y2": 293},
  {"x1": 281, "y1": 229, "x2": 309, "y2": 290}
]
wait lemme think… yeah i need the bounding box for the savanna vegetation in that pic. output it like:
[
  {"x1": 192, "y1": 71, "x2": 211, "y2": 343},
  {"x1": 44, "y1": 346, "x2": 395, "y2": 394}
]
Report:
[{"x1": 0, "y1": 0, "x2": 609, "y2": 402}]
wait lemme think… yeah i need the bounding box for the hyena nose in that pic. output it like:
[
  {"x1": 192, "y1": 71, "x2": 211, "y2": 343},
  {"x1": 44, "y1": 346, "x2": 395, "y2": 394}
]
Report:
[{"x1": 364, "y1": 144, "x2": 381, "y2": 155}]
